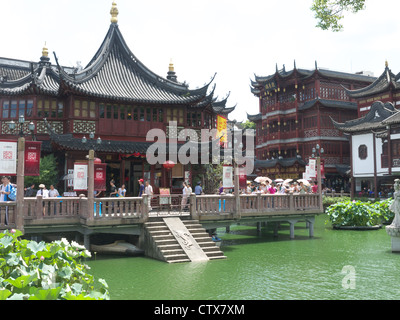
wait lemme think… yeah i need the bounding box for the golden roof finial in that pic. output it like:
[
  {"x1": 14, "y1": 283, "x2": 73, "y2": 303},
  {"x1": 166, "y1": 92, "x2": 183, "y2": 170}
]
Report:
[
  {"x1": 42, "y1": 42, "x2": 49, "y2": 57},
  {"x1": 110, "y1": 2, "x2": 119, "y2": 24},
  {"x1": 385, "y1": 60, "x2": 389, "y2": 68},
  {"x1": 169, "y1": 59, "x2": 174, "y2": 72}
]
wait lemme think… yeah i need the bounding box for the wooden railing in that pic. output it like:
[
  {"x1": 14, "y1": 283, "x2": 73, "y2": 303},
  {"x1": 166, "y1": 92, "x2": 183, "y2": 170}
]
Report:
[
  {"x1": 0, "y1": 202, "x2": 16, "y2": 229},
  {"x1": 93, "y1": 197, "x2": 144, "y2": 219},
  {"x1": 1, "y1": 192, "x2": 324, "y2": 231}
]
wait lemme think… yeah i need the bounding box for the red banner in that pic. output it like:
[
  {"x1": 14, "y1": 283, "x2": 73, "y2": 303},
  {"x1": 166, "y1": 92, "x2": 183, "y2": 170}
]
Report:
[
  {"x1": 238, "y1": 166, "x2": 247, "y2": 189},
  {"x1": 94, "y1": 163, "x2": 107, "y2": 191},
  {"x1": 24, "y1": 141, "x2": 42, "y2": 176}
]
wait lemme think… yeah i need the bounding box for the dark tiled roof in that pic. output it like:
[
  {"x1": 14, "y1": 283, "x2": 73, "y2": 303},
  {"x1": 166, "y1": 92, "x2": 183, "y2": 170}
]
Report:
[
  {"x1": 247, "y1": 112, "x2": 262, "y2": 122},
  {"x1": 56, "y1": 24, "x2": 212, "y2": 105},
  {"x1": 332, "y1": 101, "x2": 398, "y2": 133},
  {"x1": 344, "y1": 66, "x2": 400, "y2": 99},
  {"x1": 299, "y1": 98, "x2": 357, "y2": 111},
  {"x1": 251, "y1": 64, "x2": 375, "y2": 91},
  {"x1": 254, "y1": 157, "x2": 306, "y2": 169}
]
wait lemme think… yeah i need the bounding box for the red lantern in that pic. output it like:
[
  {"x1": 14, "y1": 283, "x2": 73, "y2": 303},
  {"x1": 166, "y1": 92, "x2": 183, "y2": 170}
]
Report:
[
  {"x1": 163, "y1": 160, "x2": 175, "y2": 171},
  {"x1": 94, "y1": 158, "x2": 102, "y2": 164}
]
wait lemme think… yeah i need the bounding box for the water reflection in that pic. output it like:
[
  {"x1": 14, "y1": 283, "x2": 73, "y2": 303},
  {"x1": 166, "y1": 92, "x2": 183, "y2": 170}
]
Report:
[{"x1": 87, "y1": 215, "x2": 399, "y2": 300}]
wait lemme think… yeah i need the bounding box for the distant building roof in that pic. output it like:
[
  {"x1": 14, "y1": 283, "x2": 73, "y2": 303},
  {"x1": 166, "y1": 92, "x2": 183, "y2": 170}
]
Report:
[{"x1": 332, "y1": 101, "x2": 398, "y2": 133}]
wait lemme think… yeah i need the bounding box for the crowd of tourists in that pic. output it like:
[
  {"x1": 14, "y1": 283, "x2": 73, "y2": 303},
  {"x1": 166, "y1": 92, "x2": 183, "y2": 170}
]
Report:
[{"x1": 242, "y1": 180, "x2": 319, "y2": 195}]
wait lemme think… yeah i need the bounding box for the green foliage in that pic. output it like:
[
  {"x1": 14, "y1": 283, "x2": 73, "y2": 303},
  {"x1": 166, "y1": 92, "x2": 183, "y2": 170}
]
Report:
[
  {"x1": 326, "y1": 198, "x2": 394, "y2": 227},
  {"x1": 241, "y1": 120, "x2": 256, "y2": 130},
  {"x1": 203, "y1": 164, "x2": 223, "y2": 194},
  {"x1": 323, "y1": 196, "x2": 351, "y2": 208},
  {"x1": 24, "y1": 154, "x2": 59, "y2": 188},
  {"x1": 311, "y1": 0, "x2": 366, "y2": 32},
  {"x1": 0, "y1": 230, "x2": 109, "y2": 300}
]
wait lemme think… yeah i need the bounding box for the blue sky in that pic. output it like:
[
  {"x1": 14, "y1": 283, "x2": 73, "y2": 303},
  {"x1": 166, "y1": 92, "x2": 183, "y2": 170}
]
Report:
[{"x1": 1, "y1": 0, "x2": 399, "y2": 122}]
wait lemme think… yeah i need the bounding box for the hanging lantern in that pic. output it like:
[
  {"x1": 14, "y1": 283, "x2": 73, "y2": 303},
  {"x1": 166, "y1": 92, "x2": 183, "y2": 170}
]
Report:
[
  {"x1": 163, "y1": 160, "x2": 175, "y2": 170},
  {"x1": 94, "y1": 158, "x2": 102, "y2": 164}
]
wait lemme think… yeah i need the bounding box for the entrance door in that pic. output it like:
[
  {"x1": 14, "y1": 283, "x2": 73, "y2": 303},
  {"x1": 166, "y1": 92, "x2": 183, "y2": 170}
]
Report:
[{"x1": 130, "y1": 162, "x2": 143, "y2": 197}]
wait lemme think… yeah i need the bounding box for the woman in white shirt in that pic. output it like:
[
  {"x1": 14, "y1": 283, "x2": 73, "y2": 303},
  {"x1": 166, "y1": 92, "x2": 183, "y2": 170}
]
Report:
[
  {"x1": 36, "y1": 184, "x2": 49, "y2": 198},
  {"x1": 181, "y1": 182, "x2": 189, "y2": 211},
  {"x1": 144, "y1": 181, "x2": 153, "y2": 211}
]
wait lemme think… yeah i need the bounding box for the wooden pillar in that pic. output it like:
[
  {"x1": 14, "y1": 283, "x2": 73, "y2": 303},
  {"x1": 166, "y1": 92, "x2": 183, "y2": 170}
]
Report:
[
  {"x1": 87, "y1": 150, "x2": 94, "y2": 221},
  {"x1": 388, "y1": 125, "x2": 392, "y2": 176},
  {"x1": 373, "y1": 133, "x2": 378, "y2": 198},
  {"x1": 317, "y1": 155, "x2": 323, "y2": 212},
  {"x1": 16, "y1": 136, "x2": 25, "y2": 233}
]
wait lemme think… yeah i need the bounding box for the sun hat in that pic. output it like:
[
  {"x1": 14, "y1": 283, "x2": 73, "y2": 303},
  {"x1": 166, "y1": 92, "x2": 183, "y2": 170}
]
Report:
[
  {"x1": 39, "y1": 184, "x2": 45, "y2": 188},
  {"x1": 138, "y1": 179, "x2": 144, "y2": 183}
]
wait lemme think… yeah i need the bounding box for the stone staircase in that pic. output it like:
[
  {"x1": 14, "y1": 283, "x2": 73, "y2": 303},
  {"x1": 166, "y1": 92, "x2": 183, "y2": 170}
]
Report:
[{"x1": 142, "y1": 218, "x2": 226, "y2": 263}]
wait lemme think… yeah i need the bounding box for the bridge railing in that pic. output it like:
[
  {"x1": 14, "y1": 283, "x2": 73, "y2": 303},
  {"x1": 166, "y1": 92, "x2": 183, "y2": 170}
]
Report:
[
  {"x1": 93, "y1": 197, "x2": 144, "y2": 219},
  {"x1": 24, "y1": 196, "x2": 84, "y2": 220},
  {"x1": 0, "y1": 202, "x2": 16, "y2": 229},
  {"x1": 195, "y1": 195, "x2": 236, "y2": 215}
]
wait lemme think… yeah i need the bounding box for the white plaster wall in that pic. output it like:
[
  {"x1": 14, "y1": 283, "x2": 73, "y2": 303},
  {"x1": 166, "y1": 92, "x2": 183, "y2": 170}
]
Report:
[{"x1": 352, "y1": 133, "x2": 374, "y2": 177}]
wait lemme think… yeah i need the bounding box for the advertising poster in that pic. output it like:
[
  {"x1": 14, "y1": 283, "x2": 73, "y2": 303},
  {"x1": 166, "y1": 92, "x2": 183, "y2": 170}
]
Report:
[
  {"x1": 0, "y1": 141, "x2": 17, "y2": 175},
  {"x1": 24, "y1": 141, "x2": 42, "y2": 176},
  {"x1": 216, "y1": 115, "x2": 228, "y2": 143},
  {"x1": 94, "y1": 163, "x2": 107, "y2": 191},
  {"x1": 74, "y1": 163, "x2": 88, "y2": 191},
  {"x1": 223, "y1": 165, "x2": 234, "y2": 189}
]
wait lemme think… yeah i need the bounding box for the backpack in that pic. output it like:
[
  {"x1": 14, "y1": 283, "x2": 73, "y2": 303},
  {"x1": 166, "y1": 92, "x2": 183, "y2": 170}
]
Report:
[{"x1": 7, "y1": 184, "x2": 16, "y2": 201}]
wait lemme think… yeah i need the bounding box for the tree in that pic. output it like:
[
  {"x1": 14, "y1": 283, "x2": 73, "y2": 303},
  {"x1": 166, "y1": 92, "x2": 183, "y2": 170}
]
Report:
[
  {"x1": 311, "y1": 0, "x2": 366, "y2": 32},
  {"x1": 241, "y1": 120, "x2": 256, "y2": 130},
  {"x1": 25, "y1": 154, "x2": 59, "y2": 189}
]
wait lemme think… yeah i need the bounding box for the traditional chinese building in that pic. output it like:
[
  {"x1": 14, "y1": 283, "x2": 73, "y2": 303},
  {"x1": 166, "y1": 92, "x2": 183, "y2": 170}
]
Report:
[
  {"x1": 333, "y1": 62, "x2": 400, "y2": 197},
  {"x1": 0, "y1": 3, "x2": 235, "y2": 195},
  {"x1": 248, "y1": 62, "x2": 375, "y2": 190}
]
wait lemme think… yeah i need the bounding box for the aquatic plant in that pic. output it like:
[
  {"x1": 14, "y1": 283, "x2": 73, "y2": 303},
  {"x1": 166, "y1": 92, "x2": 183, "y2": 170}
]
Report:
[
  {"x1": 326, "y1": 198, "x2": 393, "y2": 227},
  {"x1": 0, "y1": 230, "x2": 109, "y2": 300}
]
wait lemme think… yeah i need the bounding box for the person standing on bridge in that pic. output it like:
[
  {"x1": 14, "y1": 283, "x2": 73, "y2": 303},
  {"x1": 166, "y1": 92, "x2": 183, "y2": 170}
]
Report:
[
  {"x1": 181, "y1": 181, "x2": 189, "y2": 211},
  {"x1": 145, "y1": 180, "x2": 153, "y2": 211},
  {"x1": 138, "y1": 179, "x2": 145, "y2": 197}
]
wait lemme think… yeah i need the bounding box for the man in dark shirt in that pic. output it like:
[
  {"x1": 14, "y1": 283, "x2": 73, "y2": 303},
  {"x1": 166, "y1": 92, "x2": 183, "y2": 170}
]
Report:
[
  {"x1": 138, "y1": 179, "x2": 145, "y2": 196},
  {"x1": 25, "y1": 183, "x2": 36, "y2": 197}
]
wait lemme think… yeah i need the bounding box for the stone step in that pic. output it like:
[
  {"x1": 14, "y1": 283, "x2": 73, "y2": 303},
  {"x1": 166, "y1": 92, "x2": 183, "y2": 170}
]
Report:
[
  {"x1": 168, "y1": 258, "x2": 191, "y2": 264},
  {"x1": 146, "y1": 225, "x2": 169, "y2": 232},
  {"x1": 154, "y1": 239, "x2": 178, "y2": 245},
  {"x1": 157, "y1": 243, "x2": 182, "y2": 250},
  {"x1": 161, "y1": 248, "x2": 185, "y2": 255},
  {"x1": 164, "y1": 253, "x2": 189, "y2": 261},
  {"x1": 148, "y1": 230, "x2": 172, "y2": 236},
  {"x1": 192, "y1": 236, "x2": 214, "y2": 243},
  {"x1": 202, "y1": 246, "x2": 221, "y2": 252},
  {"x1": 198, "y1": 241, "x2": 218, "y2": 247},
  {"x1": 208, "y1": 255, "x2": 227, "y2": 260},
  {"x1": 152, "y1": 234, "x2": 175, "y2": 241},
  {"x1": 205, "y1": 250, "x2": 225, "y2": 257}
]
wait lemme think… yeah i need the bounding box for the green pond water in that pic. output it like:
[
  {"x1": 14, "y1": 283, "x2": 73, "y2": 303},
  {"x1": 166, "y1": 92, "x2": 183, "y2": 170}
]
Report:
[{"x1": 87, "y1": 214, "x2": 400, "y2": 300}]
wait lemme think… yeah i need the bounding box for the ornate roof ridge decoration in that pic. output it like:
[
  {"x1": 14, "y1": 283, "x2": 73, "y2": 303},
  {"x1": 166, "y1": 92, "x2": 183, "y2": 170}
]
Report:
[
  {"x1": 343, "y1": 63, "x2": 400, "y2": 99},
  {"x1": 0, "y1": 49, "x2": 60, "y2": 96},
  {"x1": 332, "y1": 101, "x2": 398, "y2": 133},
  {"x1": 251, "y1": 63, "x2": 376, "y2": 89}
]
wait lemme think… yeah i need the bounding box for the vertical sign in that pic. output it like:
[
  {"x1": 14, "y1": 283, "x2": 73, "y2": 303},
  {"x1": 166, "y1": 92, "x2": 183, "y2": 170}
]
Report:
[
  {"x1": 309, "y1": 158, "x2": 316, "y2": 178},
  {"x1": 67, "y1": 169, "x2": 74, "y2": 187},
  {"x1": 0, "y1": 141, "x2": 17, "y2": 175},
  {"x1": 216, "y1": 115, "x2": 228, "y2": 144},
  {"x1": 24, "y1": 141, "x2": 42, "y2": 176},
  {"x1": 223, "y1": 165, "x2": 234, "y2": 189},
  {"x1": 94, "y1": 163, "x2": 107, "y2": 191},
  {"x1": 238, "y1": 166, "x2": 247, "y2": 189},
  {"x1": 73, "y1": 163, "x2": 88, "y2": 191}
]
